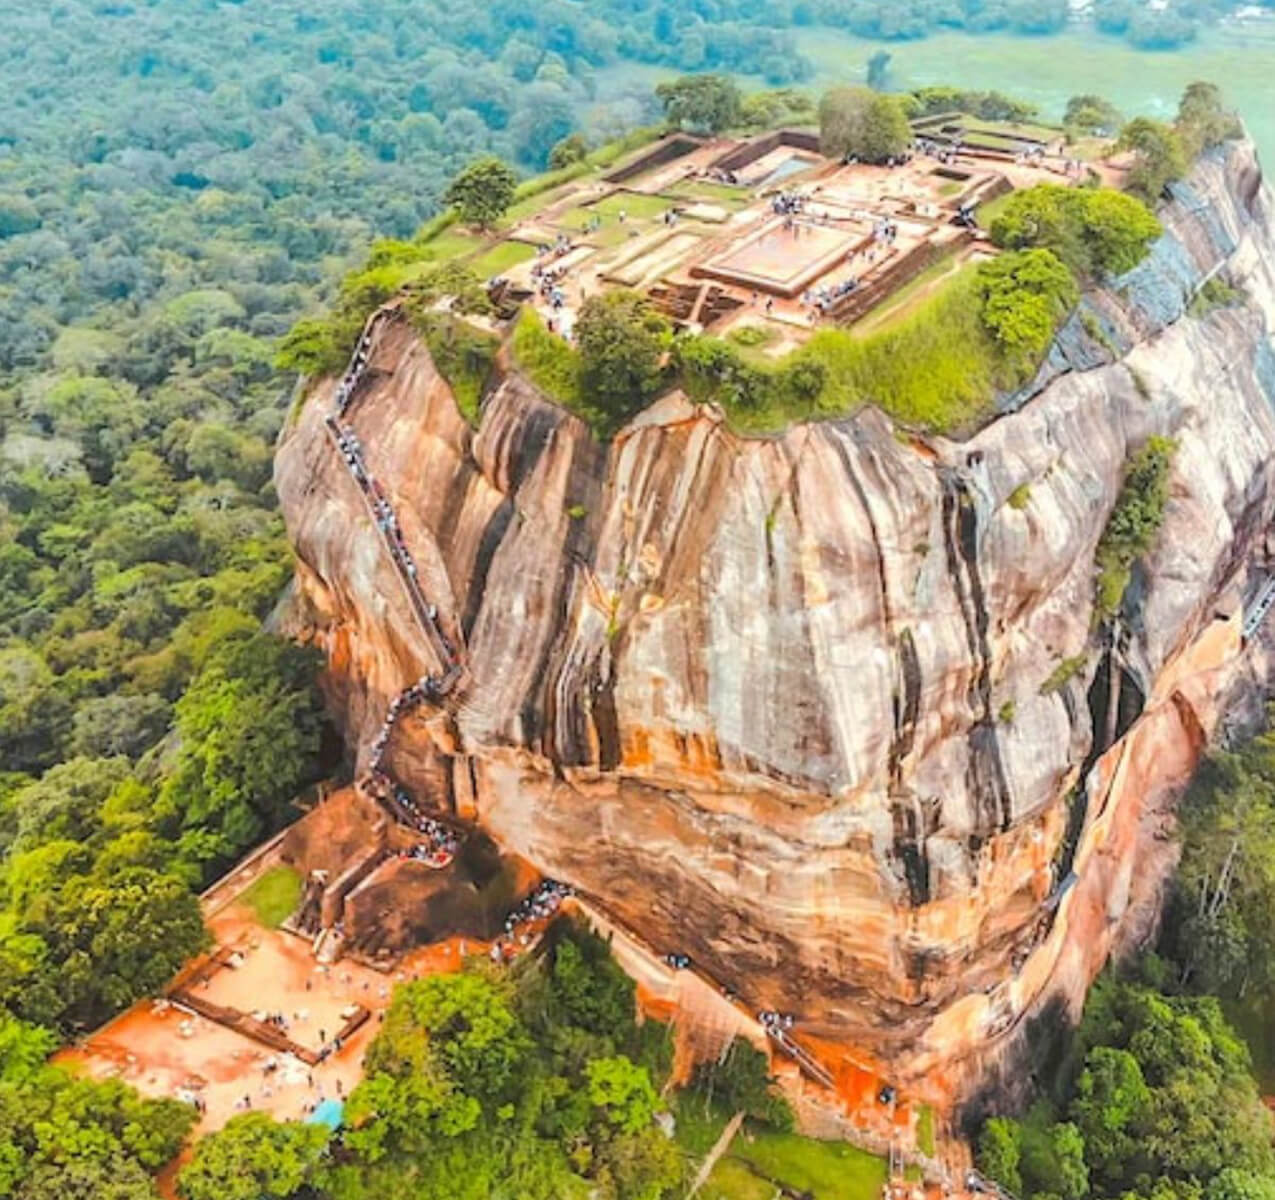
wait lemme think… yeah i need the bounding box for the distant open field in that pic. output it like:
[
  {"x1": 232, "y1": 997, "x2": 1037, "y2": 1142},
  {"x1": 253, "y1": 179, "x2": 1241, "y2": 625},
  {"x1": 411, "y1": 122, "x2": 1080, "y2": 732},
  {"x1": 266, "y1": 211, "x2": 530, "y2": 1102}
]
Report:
[
  {"x1": 797, "y1": 21, "x2": 1275, "y2": 163},
  {"x1": 592, "y1": 19, "x2": 1275, "y2": 163}
]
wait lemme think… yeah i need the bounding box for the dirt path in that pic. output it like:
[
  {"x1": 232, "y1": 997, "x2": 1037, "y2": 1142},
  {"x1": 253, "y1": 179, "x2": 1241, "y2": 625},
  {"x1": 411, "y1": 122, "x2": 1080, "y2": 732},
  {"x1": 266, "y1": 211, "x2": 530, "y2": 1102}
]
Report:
[{"x1": 686, "y1": 1110, "x2": 746, "y2": 1199}]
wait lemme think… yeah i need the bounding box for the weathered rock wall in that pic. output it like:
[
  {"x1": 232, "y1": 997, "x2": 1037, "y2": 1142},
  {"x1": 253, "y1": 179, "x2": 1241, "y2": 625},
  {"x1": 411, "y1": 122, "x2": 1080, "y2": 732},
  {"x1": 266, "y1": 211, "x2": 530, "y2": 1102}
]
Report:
[{"x1": 276, "y1": 140, "x2": 1275, "y2": 1101}]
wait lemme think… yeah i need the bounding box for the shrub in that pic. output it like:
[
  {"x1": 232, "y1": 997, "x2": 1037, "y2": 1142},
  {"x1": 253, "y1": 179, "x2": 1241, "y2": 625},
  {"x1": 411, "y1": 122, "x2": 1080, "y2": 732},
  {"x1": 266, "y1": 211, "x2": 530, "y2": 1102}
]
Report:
[
  {"x1": 1093, "y1": 436, "x2": 1176, "y2": 623},
  {"x1": 976, "y1": 249, "x2": 1078, "y2": 360},
  {"x1": 576, "y1": 290, "x2": 671, "y2": 436},
  {"x1": 728, "y1": 324, "x2": 774, "y2": 348},
  {"x1": 797, "y1": 268, "x2": 1008, "y2": 433},
  {"x1": 443, "y1": 156, "x2": 517, "y2": 229},
  {"x1": 512, "y1": 308, "x2": 581, "y2": 408},
  {"x1": 411, "y1": 312, "x2": 498, "y2": 426},
  {"x1": 1117, "y1": 117, "x2": 1188, "y2": 203},
  {"x1": 274, "y1": 313, "x2": 360, "y2": 376},
  {"x1": 690, "y1": 1038, "x2": 794, "y2": 1130},
  {"x1": 1041, "y1": 654, "x2": 1088, "y2": 695},
  {"x1": 1189, "y1": 276, "x2": 1242, "y2": 318},
  {"x1": 548, "y1": 133, "x2": 589, "y2": 170},
  {"x1": 1176, "y1": 81, "x2": 1241, "y2": 159},
  {"x1": 989, "y1": 185, "x2": 1161, "y2": 278},
  {"x1": 819, "y1": 86, "x2": 911, "y2": 162},
  {"x1": 676, "y1": 335, "x2": 826, "y2": 428}
]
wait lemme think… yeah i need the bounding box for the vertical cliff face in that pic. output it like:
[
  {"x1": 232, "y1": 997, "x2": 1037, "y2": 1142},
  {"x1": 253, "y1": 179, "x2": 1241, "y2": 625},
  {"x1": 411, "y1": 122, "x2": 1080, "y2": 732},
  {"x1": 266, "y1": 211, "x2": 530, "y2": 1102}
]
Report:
[{"x1": 276, "y1": 141, "x2": 1275, "y2": 1098}]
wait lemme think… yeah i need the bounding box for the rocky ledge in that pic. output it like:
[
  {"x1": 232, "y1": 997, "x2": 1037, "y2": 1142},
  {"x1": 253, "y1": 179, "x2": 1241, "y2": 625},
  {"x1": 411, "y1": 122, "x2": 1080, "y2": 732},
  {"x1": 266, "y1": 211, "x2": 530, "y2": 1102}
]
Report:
[{"x1": 276, "y1": 140, "x2": 1275, "y2": 1105}]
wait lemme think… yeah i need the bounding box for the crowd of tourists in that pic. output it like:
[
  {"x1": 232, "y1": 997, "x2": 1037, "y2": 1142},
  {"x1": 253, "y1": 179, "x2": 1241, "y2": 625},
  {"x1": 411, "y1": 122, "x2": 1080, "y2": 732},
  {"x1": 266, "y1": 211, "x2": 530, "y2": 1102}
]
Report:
[
  {"x1": 493, "y1": 878, "x2": 572, "y2": 956},
  {"x1": 401, "y1": 815, "x2": 462, "y2": 870},
  {"x1": 322, "y1": 311, "x2": 466, "y2": 782},
  {"x1": 333, "y1": 316, "x2": 382, "y2": 417},
  {"x1": 759, "y1": 1009, "x2": 797, "y2": 1032}
]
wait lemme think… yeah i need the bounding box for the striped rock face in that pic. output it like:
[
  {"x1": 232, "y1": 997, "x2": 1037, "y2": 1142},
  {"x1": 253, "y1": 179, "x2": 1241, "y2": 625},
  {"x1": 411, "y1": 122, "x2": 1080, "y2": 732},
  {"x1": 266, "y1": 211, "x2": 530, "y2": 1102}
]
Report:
[{"x1": 276, "y1": 141, "x2": 1275, "y2": 1103}]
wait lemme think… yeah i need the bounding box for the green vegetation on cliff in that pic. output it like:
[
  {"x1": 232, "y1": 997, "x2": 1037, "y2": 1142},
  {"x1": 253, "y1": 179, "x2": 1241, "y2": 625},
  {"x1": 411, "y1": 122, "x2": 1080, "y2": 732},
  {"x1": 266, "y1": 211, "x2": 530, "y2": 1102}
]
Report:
[{"x1": 1093, "y1": 436, "x2": 1176, "y2": 623}]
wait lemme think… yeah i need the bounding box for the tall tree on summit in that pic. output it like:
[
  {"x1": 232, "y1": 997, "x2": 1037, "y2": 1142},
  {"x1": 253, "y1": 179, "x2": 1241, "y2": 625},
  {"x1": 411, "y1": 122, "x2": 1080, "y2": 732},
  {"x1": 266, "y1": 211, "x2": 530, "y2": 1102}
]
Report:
[
  {"x1": 443, "y1": 157, "x2": 517, "y2": 229},
  {"x1": 655, "y1": 74, "x2": 742, "y2": 134}
]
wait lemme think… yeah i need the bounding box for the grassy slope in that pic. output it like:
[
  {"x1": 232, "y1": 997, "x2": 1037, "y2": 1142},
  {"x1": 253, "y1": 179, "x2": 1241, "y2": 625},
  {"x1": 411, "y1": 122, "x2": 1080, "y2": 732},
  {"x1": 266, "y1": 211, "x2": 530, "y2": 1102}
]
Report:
[
  {"x1": 706, "y1": 1127, "x2": 889, "y2": 1200},
  {"x1": 237, "y1": 865, "x2": 303, "y2": 928}
]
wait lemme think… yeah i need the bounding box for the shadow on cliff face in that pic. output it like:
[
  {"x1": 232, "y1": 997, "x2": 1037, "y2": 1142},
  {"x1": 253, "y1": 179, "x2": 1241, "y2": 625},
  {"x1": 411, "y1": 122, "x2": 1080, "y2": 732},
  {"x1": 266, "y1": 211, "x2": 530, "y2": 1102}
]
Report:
[
  {"x1": 344, "y1": 832, "x2": 526, "y2": 956},
  {"x1": 1050, "y1": 646, "x2": 1148, "y2": 889},
  {"x1": 1088, "y1": 650, "x2": 1146, "y2": 759},
  {"x1": 957, "y1": 993, "x2": 1073, "y2": 1137}
]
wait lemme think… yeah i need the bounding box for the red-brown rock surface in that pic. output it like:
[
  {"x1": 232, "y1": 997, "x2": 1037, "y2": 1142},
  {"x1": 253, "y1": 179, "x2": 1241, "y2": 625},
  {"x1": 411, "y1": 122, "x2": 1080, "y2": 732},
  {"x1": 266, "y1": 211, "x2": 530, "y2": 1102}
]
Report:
[{"x1": 276, "y1": 142, "x2": 1275, "y2": 1100}]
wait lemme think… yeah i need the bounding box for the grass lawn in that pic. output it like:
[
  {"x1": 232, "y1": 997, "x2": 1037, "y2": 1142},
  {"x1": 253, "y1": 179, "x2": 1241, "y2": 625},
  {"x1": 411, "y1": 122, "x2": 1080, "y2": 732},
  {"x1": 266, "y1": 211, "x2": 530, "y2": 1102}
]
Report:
[
  {"x1": 976, "y1": 189, "x2": 1016, "y2": 231},
  {"x1": 590, "y1": 223, "x2": 643, "y2": 249},
  {"x1": 593, "y1": 191, "x2": 671, "y2": 221},
  {"x1": 555, "y1": 204, "x2": 607, "y2": 233},
  {"x1": 851, "y1": 248, "x2": 962, "y2": 336},
  {"x1": 505, "y1": 183, "x2": 586, "y2": 223},
  {"x1": 676, "y1": 180, "x2": 755, "y2": 209},
  {"x1": 702, "y1": 1158, "x2": 778, "y2": 1200},
  {"x1": 469, "y1": 239, "x2": 537, "y2": 276},
  {"x1": 963, "y1": 116, "x2": 1064, "y2": 143},
  {"x1": 729, "y1": 1127, "x2": 888, "y2": 1200},
  {"x1": 415, "y1": 230, "x2": 485, "y2": 264},
  {"x1": 237, "y1": 865, "x2": 303, "y2": 929}
]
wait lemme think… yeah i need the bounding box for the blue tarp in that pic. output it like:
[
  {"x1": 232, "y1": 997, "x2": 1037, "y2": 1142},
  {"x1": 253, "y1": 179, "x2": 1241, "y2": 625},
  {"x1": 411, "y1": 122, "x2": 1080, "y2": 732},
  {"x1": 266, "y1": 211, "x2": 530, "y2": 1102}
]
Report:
[{"x1": 307, "y1": 1098, "x2": 344, "y2": 1130}]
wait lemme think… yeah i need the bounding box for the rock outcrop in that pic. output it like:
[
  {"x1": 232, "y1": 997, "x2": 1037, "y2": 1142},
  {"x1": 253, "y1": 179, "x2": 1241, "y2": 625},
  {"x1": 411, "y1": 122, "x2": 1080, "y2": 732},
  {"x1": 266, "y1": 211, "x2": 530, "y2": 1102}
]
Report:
[{"x1": 276, "y1": 141, "x2": 1275, "y2": 1103}]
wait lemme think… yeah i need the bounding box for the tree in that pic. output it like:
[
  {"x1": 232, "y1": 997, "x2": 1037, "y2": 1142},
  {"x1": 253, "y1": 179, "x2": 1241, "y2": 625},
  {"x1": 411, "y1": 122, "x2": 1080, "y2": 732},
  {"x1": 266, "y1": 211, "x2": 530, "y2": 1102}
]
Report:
[
  {"x1": 177, "y1": 1113, "x2": 330, "y2": 1200},
  {"x1": 549, "y1": 928, "x2": 638, "y2": 1036},
  {"x1": 0, "y1": 647, "x2": 72, "y2": 774},
  {"x1": 976, "y1": 249, "x2": 1078, "y2": 359},
  {"x1": 0, "y1": 194, "x2": 40, "y2": 239},
  {"x1": 1065, "y1": 94, "x2": 1124, "y2": 135},
  {"x1": 595, "y1": 1125, "x2": 684, "y2": 1199},
  {"x1": 575, "y1": 291, "x2": 670, "y2": 437},
  {"x1": 866, "y1": 51, "x2": 892, "y2": 91},
  {"x1": 690, "y1": 1037, "x2": 793, "y2": 1129},
  {"x1": 39, "y1": 866, "x2": 209, "y2": 1028},
  {"x1": 818, "y1": 87, "x2": 910, "y2": 162},
  {"x1": 654, "y1": 75, "x2": 742, "y2": 134},
  {"x1": 738, "y1": 88, "x2": 816, "y2": 130},
  {"x1": 549, "y1": 133, "x2": 589, "y2": 170},
  {"x1": 1055, "y1": 979, "x2": 1275, "y2": 1195},
  {"x1": 586, "y1": 1056, "x2": 659, "y2": 1135},
  {"x1": 369, "y1": 972, "x2": 532, "y2": 1101},
  {"x1": 1077, "y1": 189, "x2": 1163, "y2": 275},
  {"x1": 1118, "y1": 118, "x2": 1188, "y2": 203},
  {"x1": 988, "y1": 184, "x2": 1161, "y2": 277},
  {"x1": 1177, "y1": 82, "x2": 1241, "y2": 158},
  {"x1": 979, "y1": 1117, "x2": 1024, "y2": 1195},
  {"x1": 510, "y1": 82, "x2": 575, "y2": 168},
  {"x1": 1206, "y1": 1169, "x2": 1275, "y2": 1200},
  {"x1": 0, "y1": 1016, "x2": 58, "y2": 1083},
  {"x1": 1050, "y1": 1122, "x2": 1091, "y2": 1200},
  {"x1": 17, "y1": 1157, "x2": 161, "y2": 1200},
  {"x1": 157, "y1": 631, "x2": 326, "y2": 864},
  {"x1": 1166, "y1": 733, "x2": 1275, "y2": 998},
  {"x1": 443, "y1": 157, "x2": 517, "y2": 229},
  {"x1": 69, "y1": 694, "x2": 171, "y2": 760}
]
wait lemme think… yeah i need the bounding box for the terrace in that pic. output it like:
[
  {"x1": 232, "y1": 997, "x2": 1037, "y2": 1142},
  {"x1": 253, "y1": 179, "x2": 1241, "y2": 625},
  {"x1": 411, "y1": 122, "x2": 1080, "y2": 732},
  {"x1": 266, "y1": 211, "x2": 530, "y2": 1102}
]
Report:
[{"x1": 424, "y1": 120, "x2": 1086, "y2": 358}]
